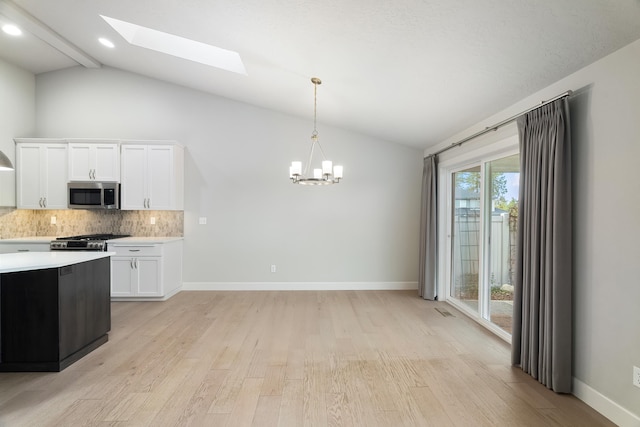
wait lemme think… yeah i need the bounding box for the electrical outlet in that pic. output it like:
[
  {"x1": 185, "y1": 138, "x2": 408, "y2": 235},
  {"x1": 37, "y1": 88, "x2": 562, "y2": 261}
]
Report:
[
  {"x1": 634, "y1": 366, "x2": 640, "y2": 388},
  {"x1": 150, "y1": 217, "x2": 156, "y2": 225},
  {"x1": 270, "y1": 265, "x2": 277, "y2": 273},
  {"x1": 199, "y1": 217, "x2": 207, "y2": 225},
  {"x1": 50, "y1": 216, "x2": 56, "y2": 225}
]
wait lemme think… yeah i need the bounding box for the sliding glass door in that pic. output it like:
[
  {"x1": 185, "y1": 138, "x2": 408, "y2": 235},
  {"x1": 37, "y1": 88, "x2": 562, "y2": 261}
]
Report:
[{"x1": 447, "y1": 152, "x2": 519, "y2": 338}]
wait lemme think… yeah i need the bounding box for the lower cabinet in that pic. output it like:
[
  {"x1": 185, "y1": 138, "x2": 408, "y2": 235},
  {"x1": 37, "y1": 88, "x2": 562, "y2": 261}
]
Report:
[
  {"x1": 110, "y1": 239, "x2": 182, "y2": 300},
  {"x1": 0, "y1": 257, "x2": 111, "y2": 372}
]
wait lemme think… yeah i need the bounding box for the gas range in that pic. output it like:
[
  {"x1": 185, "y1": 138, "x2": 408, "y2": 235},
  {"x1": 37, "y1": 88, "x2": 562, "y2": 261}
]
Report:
[{"x1": 50, "y1": 233, "x2": 131, "y2": 251}]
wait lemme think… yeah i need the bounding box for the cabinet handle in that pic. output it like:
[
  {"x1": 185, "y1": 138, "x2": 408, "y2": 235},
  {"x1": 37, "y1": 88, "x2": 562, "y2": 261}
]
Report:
[
  {"x1": 39, "y1": 197, "x2": 43, "y2": 208},
  {"x1": 17, "y1": 249, "x2": 29, "y2": 252},
  {"x1": 43, "y1": 197, "x2": 47, "y2": 208},
  {"x1": 130, "y1": 259, "x2": 134, "y2": 269},
  {"x1": 128, "y1": 249, "x2": 141, "y2": 252}
]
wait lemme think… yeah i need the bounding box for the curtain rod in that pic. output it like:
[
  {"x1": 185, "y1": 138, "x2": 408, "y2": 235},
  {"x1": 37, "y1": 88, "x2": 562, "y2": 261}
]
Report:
[{"x1": 428, "y1": 90, "x2": 573, "y2": 158}]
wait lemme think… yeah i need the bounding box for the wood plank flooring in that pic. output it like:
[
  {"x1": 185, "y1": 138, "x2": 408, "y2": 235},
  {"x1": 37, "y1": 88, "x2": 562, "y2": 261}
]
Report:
[{"x1": 0, "y1": 290, "x2": 613, "y2": 426}]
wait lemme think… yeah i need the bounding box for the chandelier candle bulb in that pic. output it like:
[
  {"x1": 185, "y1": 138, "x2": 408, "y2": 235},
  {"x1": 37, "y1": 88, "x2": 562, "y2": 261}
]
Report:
[
  {"x1": 291, "y1": 161, "x2": 302, "y2": 176},
  {"x1": 334, "y1": 165, "x2": 343, "y2": 179},
  {"x1": 322, "y1": 160, "x2": 333, "y2": 175},
  {"x1": 314, "y1": 168, "x2": 322, "y2": 179}
]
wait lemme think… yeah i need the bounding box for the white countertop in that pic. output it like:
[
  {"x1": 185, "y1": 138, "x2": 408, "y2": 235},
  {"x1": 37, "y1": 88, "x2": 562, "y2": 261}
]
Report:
[
  {"x1": 0, "y1": 236, "x2": 57, "y2": 243},
  {"x1": 107, "y1": 236, "x2": 183, "y2": 244},
  {"x1": 0, "y1": 236, "x2": 183, "y2": 244},
  {"x1": 0, "y1": 252, "x2": 114, "y2": 274}
]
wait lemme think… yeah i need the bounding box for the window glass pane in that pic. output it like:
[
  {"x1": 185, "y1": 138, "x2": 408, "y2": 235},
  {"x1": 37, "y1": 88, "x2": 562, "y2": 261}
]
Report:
[
  {"x1": 487, "y1": 154, "x2": 519, "y2": 334},
  {"x1": 451, "y1": 166, "x2": 481, "y2": 313}
]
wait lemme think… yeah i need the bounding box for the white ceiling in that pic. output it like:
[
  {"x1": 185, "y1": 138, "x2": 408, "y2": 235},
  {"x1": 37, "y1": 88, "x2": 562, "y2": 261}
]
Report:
[{"x1": 2, "y1": 0, "x2": 640, "y2": 150}]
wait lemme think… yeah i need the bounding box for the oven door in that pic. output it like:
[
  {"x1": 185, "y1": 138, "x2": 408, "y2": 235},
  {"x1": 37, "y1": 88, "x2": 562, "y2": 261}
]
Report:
[{"x1": 68, "y1": 182, "x2": 120, "y2": 209}]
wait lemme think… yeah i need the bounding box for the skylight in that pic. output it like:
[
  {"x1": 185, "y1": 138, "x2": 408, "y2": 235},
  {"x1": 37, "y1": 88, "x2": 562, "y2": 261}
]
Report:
[
  {"x1": 2, "y1": 24, "x2": 22, "y2": 36},
  {"x1": 100, "y1": 15, "x2": 247, "y2": 75}
]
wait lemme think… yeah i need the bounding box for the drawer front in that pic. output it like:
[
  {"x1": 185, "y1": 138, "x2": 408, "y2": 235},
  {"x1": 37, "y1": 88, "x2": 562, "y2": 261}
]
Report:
[
  {"x1": 109, "y1": 244, "x2": 162, "y2": 256},
  {"x1": 0, "y1": 243, "x2": 51, "y2": 254}
]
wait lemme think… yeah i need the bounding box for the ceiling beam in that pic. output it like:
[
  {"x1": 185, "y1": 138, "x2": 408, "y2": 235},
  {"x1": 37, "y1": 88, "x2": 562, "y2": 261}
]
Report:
[{"x1": 0, "y1": 0, "x2": 100, "y2": 68}]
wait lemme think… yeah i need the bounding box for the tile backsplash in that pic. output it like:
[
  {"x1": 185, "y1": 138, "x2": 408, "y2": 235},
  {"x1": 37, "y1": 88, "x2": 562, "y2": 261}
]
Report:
[{"x1": 0, "y1": 208, "x2": 183, "y2": 238}]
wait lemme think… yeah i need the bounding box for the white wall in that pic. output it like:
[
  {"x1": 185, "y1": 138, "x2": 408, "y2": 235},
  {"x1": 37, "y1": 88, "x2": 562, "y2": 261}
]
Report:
[
  {"x1": 431, "y1": 40, "x2": 640, "y2": 425},
  {"x1": 34, "y1": 66, "x2": 423, "y2": 287},
  {"x1": 0, "y1": 58, "x2": 35, "y2": 207}
]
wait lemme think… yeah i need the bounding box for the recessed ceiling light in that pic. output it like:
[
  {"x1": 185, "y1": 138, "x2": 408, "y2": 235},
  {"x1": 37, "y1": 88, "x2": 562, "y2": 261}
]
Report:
[
  {"x1": 98, "y1": 37, "x2": 115, "y2": 48},
  {"x1": 2, "y1": 24, "x2": 22, "y2": 36},
  {"x1": 100, "y1": 15, "x2": 247, "y2": 75}
]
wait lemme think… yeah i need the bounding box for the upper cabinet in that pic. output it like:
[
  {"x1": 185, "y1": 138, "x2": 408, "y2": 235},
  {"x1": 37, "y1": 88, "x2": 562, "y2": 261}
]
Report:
[
  {"x1": 68, "y1": 141, "x2": 120, "y2": 182},
  {"x1": 15, "y1": 140, "x2": 68, "y2": 210},
  {"x1": 13, "y1": 138, "x2": 184, "y2": 211},
  {"x1": 120, "y1": 143, "x2": 184, "y2": 210}
]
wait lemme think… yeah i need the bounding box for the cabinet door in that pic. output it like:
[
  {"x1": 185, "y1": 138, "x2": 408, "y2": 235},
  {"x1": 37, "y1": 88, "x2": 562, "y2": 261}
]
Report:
[
  {"x1": 42, "y1": 145, "x2": 69, "y2": 209},
  {"x1": 120, "y1": 145, "x2": 147, "y2": 210},
  {"x1": 69, "y1": 143, "x2": 120, "y2": 182},
  {"x1": 16, "y1": 144, "x2": 43, "y2": 209},
  {"x1": 136, "y1": 258, "x2": 161, "y2": 296},
  {"x1": 147, "y1": 146, "x2": 174, "y2": 210},
  {"x1": 110, "y1": 258, "x2": 135, "y2": 296},
  {"x1": 93, "y1": 144, "x2": 120, "y2": 181},
  {"x1": 68, "y1": 144, "x2": 92, "y2": 181},
  {"x1": 16, "y1": 144, "x2": 68, "y2": 209}
]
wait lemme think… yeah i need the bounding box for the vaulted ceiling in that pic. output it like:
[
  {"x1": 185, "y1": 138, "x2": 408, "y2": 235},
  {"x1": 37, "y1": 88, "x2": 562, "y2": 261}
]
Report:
[{"x1": 2, "y1": 0, "x2": 640, "y2": 150}]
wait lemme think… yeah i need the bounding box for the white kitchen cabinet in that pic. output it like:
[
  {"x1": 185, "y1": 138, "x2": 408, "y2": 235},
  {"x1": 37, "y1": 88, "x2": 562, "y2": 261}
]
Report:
[
  {"x1": 120, "y1": 143, "x2": 184, "y2": 210},
  {"x1": 15, "y1": 141, "x2": 68, "y2": 209},
  {"x1": 68, "y1": 141, "x2": 120, "y2": 182},
  {"x1": 109, "y1": 238, "x2": 183, "y2": 300}
]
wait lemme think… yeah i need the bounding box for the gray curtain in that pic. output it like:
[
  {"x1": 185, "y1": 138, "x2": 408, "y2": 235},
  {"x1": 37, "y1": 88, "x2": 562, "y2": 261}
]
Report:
[
  {"x1": 418, "y1": 155, "x2": 437, "y2": 300},
  {"x1": 511, "y1": 98, "x2": 572, "y2": 393}
]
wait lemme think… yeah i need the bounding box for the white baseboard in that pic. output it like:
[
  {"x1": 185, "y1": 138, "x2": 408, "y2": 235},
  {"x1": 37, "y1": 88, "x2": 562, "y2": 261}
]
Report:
[
  {"x1": 181, "y1": 281, "x2": 418, "y2": 291},
  {"x1": 573, "y1": 378, "x2": 640, "y2": 427}
]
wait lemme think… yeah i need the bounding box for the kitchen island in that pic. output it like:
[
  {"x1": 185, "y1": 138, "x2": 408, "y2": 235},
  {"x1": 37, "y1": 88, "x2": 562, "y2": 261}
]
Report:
[{"x1": 0, "y1": 252, "x2": 113, "y2": 372}]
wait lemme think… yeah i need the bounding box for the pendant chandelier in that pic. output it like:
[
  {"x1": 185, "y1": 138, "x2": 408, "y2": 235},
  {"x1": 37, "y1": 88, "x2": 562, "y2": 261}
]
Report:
[{"x1": 289, "y1": 77, "x2": 343, "y2": 185}]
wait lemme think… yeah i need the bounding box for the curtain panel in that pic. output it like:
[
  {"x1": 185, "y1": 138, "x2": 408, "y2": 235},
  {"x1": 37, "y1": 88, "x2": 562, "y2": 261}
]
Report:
[
  {"x1": 418, "y1": 155, "x2": 438, "y2": 300},
  {"x1": 511, "y1": 98, "x2": 572, "y2": 393}
]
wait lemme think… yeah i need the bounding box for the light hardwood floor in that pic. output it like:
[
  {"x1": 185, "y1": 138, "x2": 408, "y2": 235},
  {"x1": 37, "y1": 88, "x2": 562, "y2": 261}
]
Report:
[{"x1": 0, "y1": 290, "x2": 613, "y2": 426}]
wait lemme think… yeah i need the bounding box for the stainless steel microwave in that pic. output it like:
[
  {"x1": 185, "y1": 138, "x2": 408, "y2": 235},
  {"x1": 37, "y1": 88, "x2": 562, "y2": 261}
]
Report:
[{"x1": 68, "y1": 182, "x2": 120, "y2": 209}]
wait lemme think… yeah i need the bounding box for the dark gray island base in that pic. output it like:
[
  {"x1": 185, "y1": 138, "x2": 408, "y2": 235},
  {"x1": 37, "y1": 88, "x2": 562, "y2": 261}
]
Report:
[{"x1": 0, "y1": 253, "x2": 112, "y2": 372}]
